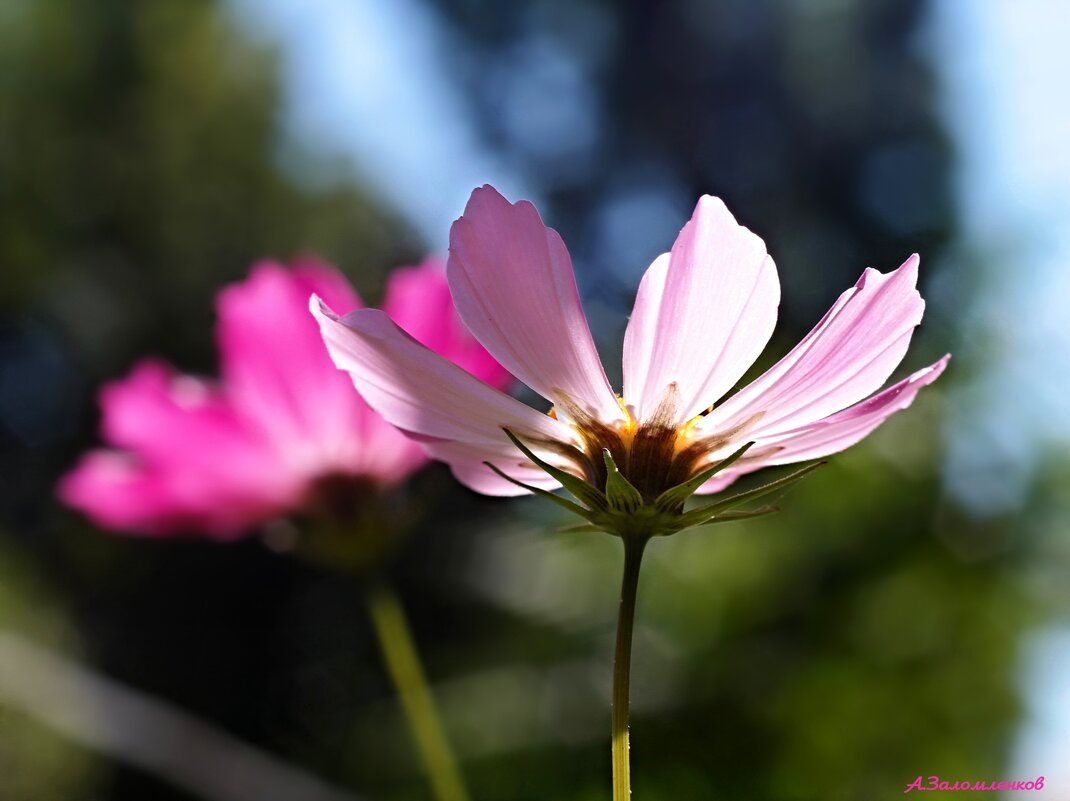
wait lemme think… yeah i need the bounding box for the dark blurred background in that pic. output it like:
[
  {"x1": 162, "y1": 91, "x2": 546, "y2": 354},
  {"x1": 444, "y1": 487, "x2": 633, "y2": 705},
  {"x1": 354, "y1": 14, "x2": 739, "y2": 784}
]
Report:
[{"x1": 1, "y1": 0, "x2": 1068, "y2": 799}]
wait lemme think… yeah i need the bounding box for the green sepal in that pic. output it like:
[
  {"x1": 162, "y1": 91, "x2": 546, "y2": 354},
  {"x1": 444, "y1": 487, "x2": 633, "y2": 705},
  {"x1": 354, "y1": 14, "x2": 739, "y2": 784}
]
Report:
[
  {"x1": 483, "y1": 461, "x2": 595, "y2": 520},
  {"x1": 502, "y1": 429, "x2": 608, "y2": 512},
  {"x1": 703, "y1": 460, "x2": 825, "y2": 514},
  {"x1": 603, "y1": 449, "x2": 644, "y2": 514},
  {"x1": 664, "y1": 504, "x2": 779, "y2": 534},
  {"x1": 671, "y1": 460, "x2": 825, "y2": 531},
  {"x1": 557, "y1": 521, "x2": 607, "y2": 534},
  {"x1": 705, "y1": 505, "x2": 780, "y2": 522},
  {"x1": 654, "y1": 441, "x2": 755, "y2": 513}
]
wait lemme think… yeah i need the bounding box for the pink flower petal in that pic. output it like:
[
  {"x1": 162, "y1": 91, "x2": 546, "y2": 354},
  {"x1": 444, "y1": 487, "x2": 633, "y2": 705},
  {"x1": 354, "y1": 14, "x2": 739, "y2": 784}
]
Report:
[
  {"x1": 419, "y1": 439, "x2": 564, "y2": 496},
  {"x1": 59, "y1": 451, "x2": 184, "y2": 534},
  {"x1": 695, "y1": 355, "x2": 949, "y2": 493},
  {"x1": 290, "y1": 255, "x2": 364, "y2": 312},
  {"x1": 62, "y1": 254, "x2": 515, "y2": 536},
  {"x1": 446, "y1": 458, "x2": 557, "y2": 497},
  {"x1": 57, "y1": 451, "x2": 280, "y2": 538},
  {"x1": 759, "y1": 355, "x2": 948, "y2": 460},
  {"x1": 623, "y1": 196, "x2": 780, "y2": 424},
  {"x1": 99, "y1": 361, "x2": 287, "y2": 487},
  {"x1": 697, "y1": 255, "x2": 926, "y2": 441},
  {"x1": 312, "y1": 298, "x2": 578, "y2": 466},
  {"x1": 346, "y1": 398, "x2": 432, "y2": 487},
  {"x1": 447, "y1": 185, "x2": 622, "y2": 423},
  {"x1": 61, "y1": 361, "x2": 306, "y2": 535},
  {"x1": 216, "y1": 260, "x2": 376, "y2": 478},
  {"x1": 381, "y1": 256, "x2": 512, "y2": 389}
]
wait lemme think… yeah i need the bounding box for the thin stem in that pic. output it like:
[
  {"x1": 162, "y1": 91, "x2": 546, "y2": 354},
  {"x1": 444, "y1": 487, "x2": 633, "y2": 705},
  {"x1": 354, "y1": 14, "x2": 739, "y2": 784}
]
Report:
[
  {"x1": 612, "y1": 534, "x2": 649, "y2": 801},
  {"x1": 365, "y1": 581, "x2": 471, "y2": 801}
]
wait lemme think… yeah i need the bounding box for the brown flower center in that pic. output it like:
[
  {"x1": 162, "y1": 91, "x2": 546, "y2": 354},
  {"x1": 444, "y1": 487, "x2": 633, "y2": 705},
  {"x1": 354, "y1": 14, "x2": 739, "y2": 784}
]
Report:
[{"x1": 543, "y1": 385, "x2": 762, "y2": 504}]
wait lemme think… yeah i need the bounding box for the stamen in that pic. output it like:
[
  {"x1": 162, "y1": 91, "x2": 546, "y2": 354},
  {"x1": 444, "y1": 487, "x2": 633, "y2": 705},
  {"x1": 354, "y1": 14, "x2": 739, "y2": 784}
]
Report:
[
  {"x1": 529, "y1": 387, "x2": 765, "y2": 503},
  {"x1": 626, "y1": 384, "x2": 681, "y2": 501},
  {"x1": 676, "y1": 410, "x2": 765, "y2": 456}
]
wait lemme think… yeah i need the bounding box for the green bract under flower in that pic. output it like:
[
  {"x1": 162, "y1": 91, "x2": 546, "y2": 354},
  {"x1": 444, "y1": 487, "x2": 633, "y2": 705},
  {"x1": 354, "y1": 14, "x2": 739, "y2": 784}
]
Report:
[{"x1": 486, "y1": 426, "x2": 825, "y2": 540}]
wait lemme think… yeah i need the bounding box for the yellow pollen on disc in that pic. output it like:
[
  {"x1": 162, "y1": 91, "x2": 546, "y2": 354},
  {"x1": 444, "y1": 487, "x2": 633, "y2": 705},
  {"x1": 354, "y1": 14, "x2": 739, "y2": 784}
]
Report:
[
  {"x1": 546, "y1": 396, "x2": 639, "y2": 439},
  {"x1": 674, "y1": 409, "x2": 710, "y2": 451},
  {"x1": 531, "y1": 388, "x2": 763, "y2": 501},
  {"x1": 613, "y1": 395, "x2": 639, "y2": 439}
]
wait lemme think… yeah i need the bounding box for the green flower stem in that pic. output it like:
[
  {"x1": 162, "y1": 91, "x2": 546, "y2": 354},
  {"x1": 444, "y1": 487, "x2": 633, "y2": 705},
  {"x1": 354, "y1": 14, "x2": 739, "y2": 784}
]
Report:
[
  {"x1": 365, "y1": 581, "x2": 471, "y2": 801},
  {"x1": 612, "y1": 534, "x2": 649, "y2": 801}
]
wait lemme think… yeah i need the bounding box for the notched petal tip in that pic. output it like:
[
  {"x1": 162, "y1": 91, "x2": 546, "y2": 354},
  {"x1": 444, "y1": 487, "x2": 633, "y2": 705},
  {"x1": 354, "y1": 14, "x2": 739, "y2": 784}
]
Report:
[
  {"x1": 623, "y1": 192, "x2": 780, "y2": 424},
  {"x1": 449, "y1": 184, "x2": 620, "y2": 420},
  {"x1": 689, "y1": 193, "x2": 770, "y2": 251},
  {"x1": 856, "y1": 252, "x2": 921, "y2": 291},
  {"x1": 460, "y1": 184, "x2": 519, "y2": 220}
]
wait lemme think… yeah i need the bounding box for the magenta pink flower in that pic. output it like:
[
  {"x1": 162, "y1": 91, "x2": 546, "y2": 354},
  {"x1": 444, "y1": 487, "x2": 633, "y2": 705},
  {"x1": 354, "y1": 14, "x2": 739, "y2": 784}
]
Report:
[
  {"x1": 313, "y1": 186, "x2": 948, "y2": 529},
  {"x1": 60, "y1": 257, "x2": 509, "y2": 538}
]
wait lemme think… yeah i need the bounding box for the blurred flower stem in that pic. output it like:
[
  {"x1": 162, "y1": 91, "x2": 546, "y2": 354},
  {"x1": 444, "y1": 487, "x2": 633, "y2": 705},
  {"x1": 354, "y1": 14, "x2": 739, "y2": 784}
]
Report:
[
  {"x1": 365, "y1": 580, "x2": 471, "y2": 801},
  {"x1": 295, "y1": 501, "x2": 470, "y2": 801},
  {"x1": 612, "y1": 534, "x2": 648, "y2": 801}
]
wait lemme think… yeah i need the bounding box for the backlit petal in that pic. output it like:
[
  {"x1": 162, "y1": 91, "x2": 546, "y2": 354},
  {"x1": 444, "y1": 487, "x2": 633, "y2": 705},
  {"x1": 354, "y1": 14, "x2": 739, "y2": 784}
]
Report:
[
  {"x1": 697, "y1": 255, "x2": 925, "y2": 441},
  {"x1": 381, "y1": 256, "x2": 512, "y2": 389},
  {"x1": 448, "y1": 185, "x2": 622, "y2": 423},
  {"x1": 757, "y1": 355, "x2": 948, "y2": 462},
  {"x1": 420, "y1": 439, "x2": 564, "y2": 496},
  {"x1": 623, "y1": 196, "x2": 779, "y2": 424},
  {"x1": 447, "y1": 459, "x2": 555, "y2": 496},
  {"x1": 695, "y1": 355, "x2": 948, "y2": 493},
  {"x1": 312, "y1": 299, "x2": 579, "y2": 465}
]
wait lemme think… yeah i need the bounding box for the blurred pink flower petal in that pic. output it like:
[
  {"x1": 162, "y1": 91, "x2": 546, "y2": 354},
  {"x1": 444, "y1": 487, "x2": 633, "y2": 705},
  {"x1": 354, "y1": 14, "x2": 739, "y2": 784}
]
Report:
[
  {"x1": 60, "y1": 452, "x2": 250, "y2": 538},
  {"x1": 314, "y1": 185, "x2": 949, "y2": 504},
  {"x1": 60, "y1": 257, "x2": 507, "y2": 536}
]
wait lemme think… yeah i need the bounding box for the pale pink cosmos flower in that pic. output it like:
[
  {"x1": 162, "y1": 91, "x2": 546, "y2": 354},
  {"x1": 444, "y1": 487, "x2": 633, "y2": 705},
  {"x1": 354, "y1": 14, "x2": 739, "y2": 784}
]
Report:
[
  {"x1": 312, "y1": 186, "x2": 948, "y2": 526},
  {"x1": 60, "y1": 257, "x2": 509, "y2": 538}
]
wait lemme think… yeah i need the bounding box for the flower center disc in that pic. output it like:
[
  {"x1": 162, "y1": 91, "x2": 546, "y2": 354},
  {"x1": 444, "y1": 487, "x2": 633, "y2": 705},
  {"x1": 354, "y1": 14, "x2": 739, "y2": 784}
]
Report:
[{"x1": 550, "y1": 385, "x2": 701, "y2": 503}]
